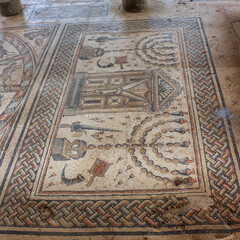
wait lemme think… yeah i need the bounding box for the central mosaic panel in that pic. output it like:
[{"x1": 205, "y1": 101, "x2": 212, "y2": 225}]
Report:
[
  {"x1": 34, "y1": 30, "x2": 206, "y2": 197},
  {"x1": 2, "y1": 19, "x2": 239, "y2": 235}
]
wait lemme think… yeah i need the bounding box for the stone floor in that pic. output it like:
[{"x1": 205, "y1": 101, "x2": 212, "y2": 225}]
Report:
[{"x1": 0, "y1": 0, "x2": 240, "y2": 239}]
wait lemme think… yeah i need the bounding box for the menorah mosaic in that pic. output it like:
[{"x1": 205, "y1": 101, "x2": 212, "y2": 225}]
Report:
[{"x1": 0, "y1": 18, "x2": 239, "y2": 237}]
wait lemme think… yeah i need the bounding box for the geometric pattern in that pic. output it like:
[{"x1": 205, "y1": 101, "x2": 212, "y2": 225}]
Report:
[
  {"x1": 0, "y1": 25, "x2": 58, "y2": 165},
  {"x1": 158, "y1": 78, "x2": 174, "y2": 103},
  {"x1": 0, "y1": 18, "x2": 239, "y2": 236}
]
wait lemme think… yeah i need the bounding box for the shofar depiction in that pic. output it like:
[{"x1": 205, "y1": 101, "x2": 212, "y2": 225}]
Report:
[
  {"x1": 0, "y1": 0, "x2": 22, "y2": 16},
  {"x1": 122, "y1": 0, "x2": 148, "y2": 12}
]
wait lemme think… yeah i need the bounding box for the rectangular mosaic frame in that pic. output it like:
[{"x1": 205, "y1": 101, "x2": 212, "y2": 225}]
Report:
[
  {"x1": 0, "y1": 18, "x2": 239, "y2": 236},
  {"x1": 35, "y1": 26, "x2": 206, "y2": 198}
]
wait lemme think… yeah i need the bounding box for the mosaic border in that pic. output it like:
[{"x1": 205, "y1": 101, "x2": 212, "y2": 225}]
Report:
[{"x1": 0, "y1": 18, "x2": 239, "y2": 235}]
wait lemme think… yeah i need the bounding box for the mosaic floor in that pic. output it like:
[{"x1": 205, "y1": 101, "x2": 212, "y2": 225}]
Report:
[{"x1": 0, "y1": 0, "x2": 240, "y2": 239}]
